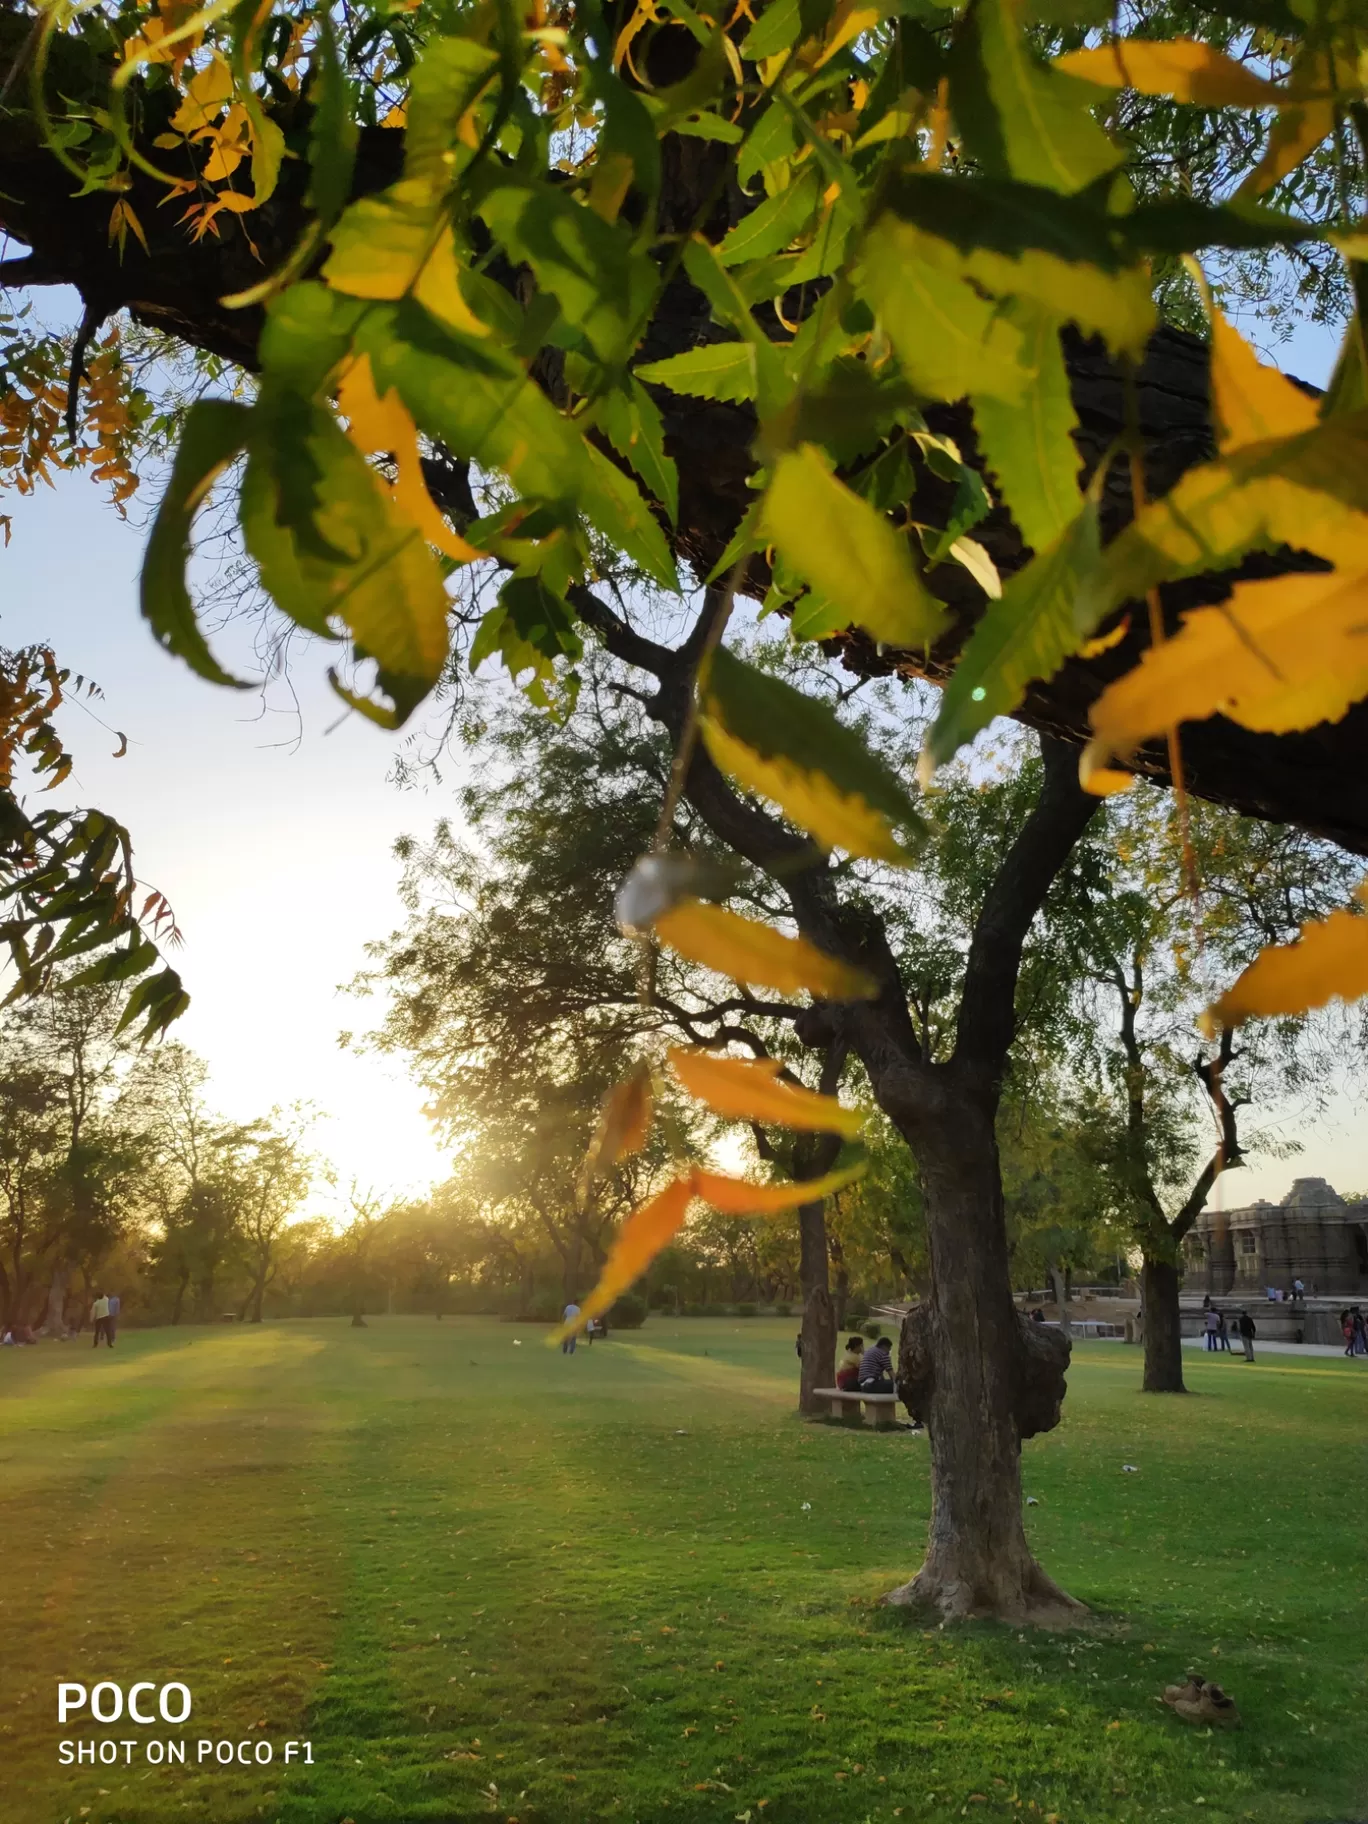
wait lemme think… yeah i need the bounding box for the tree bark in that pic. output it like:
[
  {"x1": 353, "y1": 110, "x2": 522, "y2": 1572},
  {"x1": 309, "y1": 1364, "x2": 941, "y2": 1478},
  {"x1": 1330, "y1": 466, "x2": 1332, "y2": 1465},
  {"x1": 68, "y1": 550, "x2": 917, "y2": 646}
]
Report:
[
  {"x1": 170, "y1": 1266, "x2": 189, "y2": 1325},
  {"x1": 43, "y1": 1262, "x2": 70, "y2": 1338},
  {"x1": 799, "y1": 1280, "x2": 836, "y2": 1415},
  {"x1": 1047, "y1": 1264, "x2": 1072, "y2": 1342},
  {"x1": 889, "y1": 1104, "x2": 1082, "y2": 1625},
  {"x1": 1141, "y1": 1256, "x2": 1186, "y2": 1393}
]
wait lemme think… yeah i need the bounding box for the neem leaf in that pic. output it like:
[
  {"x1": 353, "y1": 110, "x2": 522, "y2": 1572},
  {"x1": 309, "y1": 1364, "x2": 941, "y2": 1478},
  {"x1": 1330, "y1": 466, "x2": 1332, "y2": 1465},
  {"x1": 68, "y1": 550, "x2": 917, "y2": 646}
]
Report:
[
  {"x1": 760, "y1": 444, "x2": 947, "y2": 648},
  {"x1": 469, "y1": 575, "x2": 582, "y2": 704},
  {"x1": 652, "y1": 900, "x2": 878, "y2": 999},
  {"x1": 552, "y1": 1175, "x2": 696, "y2": 1340},
  {"x1": 1196, "y1": 274, "x2": 1319, "y2": 452},
  {"x1": 478, "y1": 179, "x2": 657, "y2": 365},
  {"x1": 717, "y1": 167, "x2": 823, "y2": 268},
  {"x1": 971, "y1": 301, "x2": 1082, "y2": 552},
  {"x1": 580, "y1": 1062, "x2": 655, "y2": 1197},
  {"x1": 669, "y1": 1048, "x2": 864, "y2": 1137},
  {"x1": 580, "y1": 443, "x2": 679, "y2": 590},
  {"x1": 1054, "y1": 37, "x2": 1281, "y2": 107},
  {"x1": 694, "y1": 1161, "x2": 866, "y2": 1214},
  {"x1": 635, "y1": 341, "x2": 759, "y2": 404},
  {"x1": 921, "y1": 497, "x2": 1100, "y2": 775},
  {"x1": 951, "y1": 0, "x2": 1124, "y2": 196},
  {"x1": 860, "y1": 219, "x2": 1030, "y2": 403},
  {"x1": 1088, "y1": 569, "x2": 1368, "y2": 748},
  {"x1": 599, "y1": 379, "x2": 680, "y2": 523},
  {"x1": 700, "y1": 646, "x2": 926, "y2": 862},
  {"x1": 142, "y1": 398, "x2": 252, "y2": 689},
  {"x1": 241, "y1": 394, "x2": 450, "y2": 727},
  {"x1": 1203, "y1": 884, "x2": 1368, "y2": 1033},
  {"x1": 1075, "y1": 413, "x2": 1368, "y2": 635}
]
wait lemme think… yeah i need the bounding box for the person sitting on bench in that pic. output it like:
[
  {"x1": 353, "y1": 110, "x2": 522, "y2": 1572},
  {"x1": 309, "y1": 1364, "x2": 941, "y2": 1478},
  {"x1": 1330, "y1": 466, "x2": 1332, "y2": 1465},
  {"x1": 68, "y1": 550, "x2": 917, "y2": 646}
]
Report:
[
  {"x1": 835, "y1": 1335, "x2": 865, "y2": 1390},
  {"x1": 858, "y1": 1335, "x2": 894, "y2": 1394}
]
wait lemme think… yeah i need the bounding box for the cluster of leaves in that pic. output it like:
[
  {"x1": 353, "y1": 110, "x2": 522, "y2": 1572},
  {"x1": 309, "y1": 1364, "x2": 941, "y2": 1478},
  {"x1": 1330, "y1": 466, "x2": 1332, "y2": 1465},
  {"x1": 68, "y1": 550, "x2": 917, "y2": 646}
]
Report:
[
  {"x1": 0, "y1": 641, "x2": 187, "y2": 1041},
  {"x1": 0, "y1": 314, "x2": 154, "y2": 524},
  {"x1": 36, "y1": 0, "x2": 1368, "y2": 1298}
]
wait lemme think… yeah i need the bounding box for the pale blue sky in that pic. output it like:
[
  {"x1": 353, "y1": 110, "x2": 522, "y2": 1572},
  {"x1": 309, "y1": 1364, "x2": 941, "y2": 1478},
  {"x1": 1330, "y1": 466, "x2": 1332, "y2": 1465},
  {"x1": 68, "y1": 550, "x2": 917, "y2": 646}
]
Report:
[{"x1": 0, "y1": 307, "x2": 1362, "y2": 1209}]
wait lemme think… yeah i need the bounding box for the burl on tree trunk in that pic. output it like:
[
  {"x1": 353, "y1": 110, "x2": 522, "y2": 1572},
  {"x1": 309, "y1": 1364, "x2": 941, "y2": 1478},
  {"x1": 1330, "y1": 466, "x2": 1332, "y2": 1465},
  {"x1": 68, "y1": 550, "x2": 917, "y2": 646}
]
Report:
[
  {"x1": 888, "y1": 1124, "x2": 1084, "y2": 1626},
  {"x1": 1141, "y1": 1257, "x2": 1187, "y2": 1394}
]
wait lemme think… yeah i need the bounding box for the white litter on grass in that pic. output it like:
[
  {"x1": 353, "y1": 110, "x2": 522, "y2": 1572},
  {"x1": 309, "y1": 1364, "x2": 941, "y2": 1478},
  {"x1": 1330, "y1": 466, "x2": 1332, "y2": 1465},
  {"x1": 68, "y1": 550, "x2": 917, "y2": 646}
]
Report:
[
  {"x1": 1122, "y1": 1464, "x2": 1139, "y2": 1473},
  {"x1": 801, "y1": 1502, "x2": 812, "y2": 1512},
  {"x1": 513, "y1": 1339, "x2": 522, "y2": 1346},
  {"x1": 674, "y1": 1429, "x2": 688, "y2": 1436},
  {"x1": 1026, "y1": 1497, "x2": 1040, "y2": 1507}
]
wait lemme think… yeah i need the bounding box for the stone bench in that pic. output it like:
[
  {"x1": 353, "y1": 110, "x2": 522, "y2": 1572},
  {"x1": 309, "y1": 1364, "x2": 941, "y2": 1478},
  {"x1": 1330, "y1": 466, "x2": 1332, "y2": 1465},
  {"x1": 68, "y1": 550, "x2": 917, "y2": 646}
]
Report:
[{"x1": 813, "y1": 1387, "x2": 901, "y2": 1430}]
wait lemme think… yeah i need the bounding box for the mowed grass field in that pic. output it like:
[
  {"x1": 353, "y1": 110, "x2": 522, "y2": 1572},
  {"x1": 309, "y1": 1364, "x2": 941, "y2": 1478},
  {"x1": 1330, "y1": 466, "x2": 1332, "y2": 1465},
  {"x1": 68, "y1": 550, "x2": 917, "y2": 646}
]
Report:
[{"x1": 1, "y1": 1318, "x2": 1365, "y2": 1824}]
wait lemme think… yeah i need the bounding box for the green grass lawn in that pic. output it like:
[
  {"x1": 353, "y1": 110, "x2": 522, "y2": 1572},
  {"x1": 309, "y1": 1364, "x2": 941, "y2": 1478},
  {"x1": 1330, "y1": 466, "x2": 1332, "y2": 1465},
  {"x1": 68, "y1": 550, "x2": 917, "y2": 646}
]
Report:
[{"x1": 2, "y1": 1317, "x2": 1364, "y2": 1824}]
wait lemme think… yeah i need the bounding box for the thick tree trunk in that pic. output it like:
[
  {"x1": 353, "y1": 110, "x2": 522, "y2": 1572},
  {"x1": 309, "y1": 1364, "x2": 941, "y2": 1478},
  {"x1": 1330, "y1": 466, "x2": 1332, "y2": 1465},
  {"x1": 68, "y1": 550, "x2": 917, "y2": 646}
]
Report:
[
  {"x1": 1141, "y1": 1256, "x2": 1186, "y2": 1393},
  {"x1": 43, "y1": 1263, "x2": 70, "y2": 1338},
  {"x1": 795, "y1": 1127, "x2": 838, "y2": 1410},
  {"x1": 829, "y1": 1232, "x2": 849, "y2": 1332},
  {"x1": 170, "y1": 1267, "x2": 189, "y2": 1325},
  {"x1": 799, "y1": 1283, "x2": 836, "y2": 1415},
  {"x1": 1047, "y1": 1264, "x2": 1072, "y2": 1341},
  {"x1": 887, "y1": 1107, "x2": 1083, "y2": 1625}
]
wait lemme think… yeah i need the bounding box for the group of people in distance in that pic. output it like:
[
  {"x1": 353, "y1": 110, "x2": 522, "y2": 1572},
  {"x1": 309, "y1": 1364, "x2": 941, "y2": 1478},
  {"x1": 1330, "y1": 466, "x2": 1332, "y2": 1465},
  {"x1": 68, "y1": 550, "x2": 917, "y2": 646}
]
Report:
[
  {"x1": 1341, "y1": 1307, "x2": 1367, "y2": 1356},
  {"x1": 835, "y1": 1333, "x2": 895, "y2": 1395},
  {"x1": 1201, "y1": 1299, "x2": 1259, "y2": 1360},
  {"x1": 1, "y1": 1290, "x2": 119, "y2": 1348}
]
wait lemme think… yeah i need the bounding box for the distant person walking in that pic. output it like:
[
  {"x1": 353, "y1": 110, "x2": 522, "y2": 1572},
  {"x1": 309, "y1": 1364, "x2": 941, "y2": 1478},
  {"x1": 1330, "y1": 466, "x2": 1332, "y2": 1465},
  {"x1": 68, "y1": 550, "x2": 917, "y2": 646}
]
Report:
[
  {"x1": 1204, "y1": 1307, "x2": 1220, "y2": 1352},
  {"x1": 1216, "y1": 1309, "x2": 1232, "y2": 1353},
  {"x1": 1237, "y1": 1309, "x2": 1257, "y2": 1362},
  {"x1": 1352, "y1": 1307, "x2": 1367, "y2": 1357},
  {"x1": 105, "y1": 1292, "x2": 120, "y2": 1345},
  {"x1": 561, "y1": 1301, "x2": 580, "y2": 1355},
  {"x1": 858, "y1": 1335, "x2": 895, "y2": 1395},
  {"x1": 90, "y1": 1293, "x2": 111, "y2": 1349}
]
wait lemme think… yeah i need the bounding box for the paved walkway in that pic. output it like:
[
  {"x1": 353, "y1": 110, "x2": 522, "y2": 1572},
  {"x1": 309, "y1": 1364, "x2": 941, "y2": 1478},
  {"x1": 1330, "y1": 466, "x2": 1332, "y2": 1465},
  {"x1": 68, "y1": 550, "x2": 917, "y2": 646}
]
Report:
[{"x1": 1182, "y1": 1335, "x2": 1365, "y2": 1361}]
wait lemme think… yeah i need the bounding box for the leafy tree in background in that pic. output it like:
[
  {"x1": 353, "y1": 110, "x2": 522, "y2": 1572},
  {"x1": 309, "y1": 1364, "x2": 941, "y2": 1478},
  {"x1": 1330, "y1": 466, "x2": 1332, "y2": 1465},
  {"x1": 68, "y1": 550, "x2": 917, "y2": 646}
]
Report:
[{"x1": 1062, "y1": 785, "x2": 1361, "y2": 1387}]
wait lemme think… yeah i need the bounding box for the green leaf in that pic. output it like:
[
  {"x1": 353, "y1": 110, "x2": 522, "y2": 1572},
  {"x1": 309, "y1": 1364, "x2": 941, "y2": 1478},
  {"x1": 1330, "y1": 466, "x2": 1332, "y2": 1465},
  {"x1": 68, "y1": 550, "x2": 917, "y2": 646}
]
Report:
[
  {"x1": 141, "y1": 398, "x2": 252, "y2": 689},
  {"x1": 635, "y1": 340, "x2": 759, "y2": 404},
  {"x1": 478, "y1": 180, "x2": 657, "y2": 365},
  {"x1": 599, "y1": 379, "x2": 680, "y2": 522},
  {"x1": 404, "y1": 35, "x2": 501, "y2": 186},
  {"x1": 760, "y1": 444, "x2": 947, "y2": 647},
  {"x1": 470, "y1": 575, "x2": 582, "y2": 706},
  {"x1": 307, "y1": 14, "x2": 359, "y2": 225},
  {"x1": 680, "y1": 239, "x2": 791, "y2": 409},
  {"x1": 717, "y1": 168, "x2": 823, "y2": 268},
  {"x1": 1116, "y1": 195, "x2": 1336, "y2": 260},
  {"x1": 877, "y1": 176, "x2": 1156, "y2": 356},
  {"x1": 700, "y1": 647, "x2": 927, "y2": 862},
  {"x1": 951, "y1": 0, "x2": 1124, "y2": 195},
  {"x1": 738, "y1": 100, "x2": 801, "y2": 191},
  {"x1": 971, "y1": 302, "x2": 1081, "y2": 552},
  {"x1": 241, "y1": 394, "x2": 451, "y2": 727},
  {"x1": 859, "y1": 219, "x2": 1030, "y2": 403},
  {"x1": 921, "y1": 496, "x2": 1101, "y2": 773},
  {"x1": 1322, "y1": 316, "x2": 1368, "y2": 421},
  {"x1": 579, "y1": 443, "x2": 679, "y2": 589},
  {"x1": 741, "y1": 0, "x2": 803, "y2": 60},
  {"x1": 258, "y1": 282, "x2": 367, "y2": 395},
  {"x1": 774, "y1": 358, "x2": 917, "y2": 465}
]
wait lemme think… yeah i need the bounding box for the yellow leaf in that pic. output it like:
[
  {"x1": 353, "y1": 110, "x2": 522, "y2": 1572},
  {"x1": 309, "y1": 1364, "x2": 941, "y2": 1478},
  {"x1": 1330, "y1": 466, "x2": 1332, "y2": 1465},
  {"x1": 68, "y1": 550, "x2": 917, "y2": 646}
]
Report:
[
  {"x1": 1186, "y1": 263, "x2": 1319, "y2": 452},
  {"x1": 336, "y1": 353, "x2": 483, "y2": 564},
  {"x1": 1077, "y1": 614, "x2": 1129, "y2": 659},
  {"x1": 1203, "y1": 883, "x2": 1368, "y2": 1031},
  {"x1": 668, "y1": 1048, "x2": 864, "y2": 1137},
  {"x1": 694, "y1": 1161, "x2": 866, "y2": 1215},
  {"x1": 579, "y1": 1062, "x2": 654, "y2": 1194},
  {"x1": 1240, "y1": 51, "x2": 1335, "y2": 200},
  {"x1": 325, "y1": 182, "x2": 490, "y2": 340},
  {"x1": 759, "y1": 444, "x2": 947, "y2": 649},
  {"x1": 1055, "y1": 38, "x2": 1279, "y2": 107},
  {"x1": 815, "y1": 2, "x2": 882, "y2": 69},
  {"x1": 169, "y1": 52, "x2": 234, "y2": 136},
  {"x1": 702, "y1": 717, "x2": 907, "y2": 863},
  {"x1": 551, "y1": 1174, "x2": 694, "y2": 1339},
  {"x1": 652, "y1": 900, "x2": 877, "y2": 1000},
  {"x1": 1077, "y1": 742, "x2": 1135, "y2": 797},
  {"x1": 1089, "y1": 568, "x2": 1368, "y2": 747},
  {"x1": 411, "y1": 225, "x2": 492, "y2": 340}
]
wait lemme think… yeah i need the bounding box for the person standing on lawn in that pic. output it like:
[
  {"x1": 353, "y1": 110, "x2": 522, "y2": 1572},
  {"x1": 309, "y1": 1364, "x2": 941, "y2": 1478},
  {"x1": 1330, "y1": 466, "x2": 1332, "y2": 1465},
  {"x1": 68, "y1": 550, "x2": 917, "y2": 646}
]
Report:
[
  {"x1": 90, "y1": 1293, "x2": 110, "y2": 1348},
  {"x1": 1204, "y1": 1307, "x2": 1220, "y2": 1351},
  {"x1": 561, "y1": 1300, "x2": 580, "y2": 1355},
  {"x1": 1236, "y1": 1310, "x2": 1257, "y2": 1362},
  {"x1": 1217, "y1": 1309, "x2": 1232, "y2": 1353},
  {"x1": 105, "y1": 1291, "x2": 120, "y2": 1345}
]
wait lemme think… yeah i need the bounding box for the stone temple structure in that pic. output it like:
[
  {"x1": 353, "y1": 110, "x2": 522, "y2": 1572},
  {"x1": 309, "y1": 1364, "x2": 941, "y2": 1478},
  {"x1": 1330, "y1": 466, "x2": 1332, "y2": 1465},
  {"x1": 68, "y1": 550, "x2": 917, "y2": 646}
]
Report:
[{"x1": 1186, "y1": 1177, "x2": 1368, "y2": 1298}]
